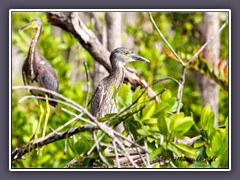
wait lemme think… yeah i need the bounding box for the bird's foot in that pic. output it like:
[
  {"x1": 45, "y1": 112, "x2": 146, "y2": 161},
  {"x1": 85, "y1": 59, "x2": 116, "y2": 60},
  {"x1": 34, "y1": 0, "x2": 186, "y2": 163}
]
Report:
[{"x1": 27, "y1": 134, "x2": 44, "y2": 155}]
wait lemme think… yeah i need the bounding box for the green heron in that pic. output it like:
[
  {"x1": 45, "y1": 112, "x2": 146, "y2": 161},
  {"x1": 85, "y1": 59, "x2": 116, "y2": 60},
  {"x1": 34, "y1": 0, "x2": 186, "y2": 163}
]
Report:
[
  {"x1": 20, "y1": 18, "x2": 59, "y2": 140},
  {"x1": 90, "y1": 47, "x2": 149, "y2": 119}
]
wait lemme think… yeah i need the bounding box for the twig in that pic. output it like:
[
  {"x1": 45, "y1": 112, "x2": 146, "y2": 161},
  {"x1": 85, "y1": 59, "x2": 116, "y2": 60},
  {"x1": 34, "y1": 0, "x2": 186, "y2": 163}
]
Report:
[
  {"x1": 144, "y1": 140, "x2": 151, "y2": 168},
  {"x1": 114, "y1": 138, "x2": 139, "y2": 168},
  {"x1": 64, "y1": 139, "x2": 68, "y2": 155},
  {"x1": 60, "y1": 107, "x2": 78, "y2": 117},
  {"x1": 112, "y1": 106, "x2": 145, "y2": 129},
  {"x1": 12, "y1": 86, "x2": 98, "y2": 123},
  {"x1": 185, "y1": 17, "x2": 228, "y2": 66},
  {"x1": 13, "y1": 86, "x2": 84, "y2": 114},
  {"x1": 18, "y1": 95, "x2": 82, "y2": 114},
  {"x1": 128, "y1": 130, "x2": 147, "y2": 167},
  {"x1": 112, "y1": 140, "x2": 120, "y2": 168},
  {"x1": 177, "y1": 67, "x2": 187, "y2": 113},
  {"x1": 149, "y1": 12, "x2": 185, "y2": 66},
  {"x1": 108, "y1": 78, "x2": 175, "y2": 123},
  {"x1": 16, "y1": 91, "x2": 96, "y2": 132},
  {"x1": 64, "y1": 158, "x2": 78, "y2": 168},
  {"x1": 87, "y1": 132, "x2": 105, "y2": 155},
  {"x1": 93, "y1": 131, "x2": 112, "y2": 167},
  {"x1": 175, "y1": 135, "x2": 202, "y2": 146}
]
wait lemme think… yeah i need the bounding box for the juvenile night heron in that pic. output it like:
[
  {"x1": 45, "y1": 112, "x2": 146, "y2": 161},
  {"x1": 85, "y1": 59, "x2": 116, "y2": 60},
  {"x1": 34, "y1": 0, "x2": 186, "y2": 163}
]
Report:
[
  {"x1": 20, "y1": 18, "x2": 59, "y2": 140},
  {"x1": 90, "y1": 47, "x2": 149, "y2": 119}
]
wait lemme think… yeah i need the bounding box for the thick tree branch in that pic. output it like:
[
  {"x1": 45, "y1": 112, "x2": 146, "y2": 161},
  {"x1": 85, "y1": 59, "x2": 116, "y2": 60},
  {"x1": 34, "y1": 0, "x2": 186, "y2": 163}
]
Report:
[
  {"x1": 46, "y1": 12, "x2": 158, "y2": 99},
  {"x1": 12, "y1": 125, "x2": 98, "y2": 160}
]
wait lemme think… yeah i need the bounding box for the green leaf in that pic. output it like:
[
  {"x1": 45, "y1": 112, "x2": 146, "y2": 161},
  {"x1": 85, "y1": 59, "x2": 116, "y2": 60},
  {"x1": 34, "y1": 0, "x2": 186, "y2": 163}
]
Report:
[
  {"x1": 200, "y1": 104, "x2": 211, "y2": 130},
  {"x1": 132, "y1": 86, "x2": 145, "y2": 103},
  {"x1": 97, "y1": 131, "x2": 111, "y2": 144},
  {"x1": 97, "y1": 113, "x2": 116, "y2": 122},
  {"x1": 166, "y1": 113, "x2": 185, "y2": 135},
  {"x1": 165, "y1": 117, "x2": 172, "y2": 134},
  {"x1": 155, "y1": 111, "x2": 168, "y2": 137},
  {"x1": 75, "y1": 134, "x2": 94, "y2": 155},
  {"x1": 167, "y1": 143, "x2": 182, "y2": 157},
  {"x1": 142, "y1": 101, "x2": 156, "y2": 119},
  {"x1": 117, "y1": 83, "x2": 133, "y2": 108},
  {"x1": 152, "y1": 163, "x2": 160, "y2": 168},
  {"x1": 206, "y1": 112, "x2": 215, "y2": 137},
  {"x1": 211, "y1": 157, "x2": 220, "y2": 168},
  {"x1": 206, "y1": 145, "x2": 214, "y2": 159},
  {"x1": 193, "y1": 139, "x2": 205, "y2": 149},
  {"x1": 150, "y1": 146, "x2": 163, "y2": 161},
  {"x1": 196, "y1": 147, "x2": 208, "y2": 161},
  {"x1": 153, "y1": 102, "x2": 169, "y2": 117},
  {"x1": 67, "y1": 137, "x2": 78, "y2": 156},
  {"x1": 137, "y1": 129, "x2": 151, "y2": 136},
  {"x1": 173, "y1": 143, "x2": 196, "y2": 157},
  {"x1": 173, "y1": 116, "x2": 194, "y2": 135},
  {"x1": 168, "y1": 98, "x2": 179, "y2": 113},
  {"x1": 211, "y1": 130, "x2": 222, "y2": 155},
  {"x1": 161, "y1": 89, "x2": 171, "y2": 100},
  {"x1": 143, "y1": 118, "x2": 158, "y2": 125}
]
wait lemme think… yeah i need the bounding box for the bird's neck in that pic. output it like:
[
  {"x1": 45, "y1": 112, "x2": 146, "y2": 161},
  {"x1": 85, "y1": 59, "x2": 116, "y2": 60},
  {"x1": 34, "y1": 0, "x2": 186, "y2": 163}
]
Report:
[
  {"x1": 110, "y1": 61, "x2": 125, "y2": 90},
  {"x1": 27, "y1": 27, "x2": 41, "y2": 78}
]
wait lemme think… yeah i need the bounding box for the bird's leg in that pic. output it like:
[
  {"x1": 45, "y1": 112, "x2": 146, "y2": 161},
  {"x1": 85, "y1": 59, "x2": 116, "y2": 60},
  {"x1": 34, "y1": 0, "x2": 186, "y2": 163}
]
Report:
[
  {"x1": 30, "y1": 100, "x2": 45, "y2": 141},
  {"x1": 42, "y1": 94, "x2": 50, "y2": 138}
]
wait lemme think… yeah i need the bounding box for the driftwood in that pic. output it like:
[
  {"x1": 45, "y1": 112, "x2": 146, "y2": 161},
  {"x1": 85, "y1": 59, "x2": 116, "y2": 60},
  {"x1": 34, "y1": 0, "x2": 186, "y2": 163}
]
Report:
[{"x1": 46, "y1": 12, "x2": 158, "y2": 102}]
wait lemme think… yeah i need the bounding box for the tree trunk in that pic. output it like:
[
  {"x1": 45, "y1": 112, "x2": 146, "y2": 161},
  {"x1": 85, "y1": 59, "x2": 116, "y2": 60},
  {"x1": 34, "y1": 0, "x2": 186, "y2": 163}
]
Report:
[
  {"x1": 105, "y1": 12, "x2": 122, "y2": 51},
  {"x1": 92, "y1": 12, "x2": 122, "y2": 93},
  {"x1": 198, "y1": 12, "x2": 220, "y2": 127},
  {"x1": 89, "y1": 12, "x2": 109, "y2": 90}
]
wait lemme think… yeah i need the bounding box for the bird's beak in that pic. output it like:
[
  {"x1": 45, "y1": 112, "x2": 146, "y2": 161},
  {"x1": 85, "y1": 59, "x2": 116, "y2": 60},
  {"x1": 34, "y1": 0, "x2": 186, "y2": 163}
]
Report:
[
  {"x1": 20, "y1": 21, "x2": 37, "y2": 31},
  {"x1": 130, "y1": 54, "x2": 150, "y2": 63}
]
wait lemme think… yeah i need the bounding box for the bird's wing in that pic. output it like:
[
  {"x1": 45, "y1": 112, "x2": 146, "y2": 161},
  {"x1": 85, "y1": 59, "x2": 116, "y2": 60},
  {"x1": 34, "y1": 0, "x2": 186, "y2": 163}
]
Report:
[
  {"x1": 91, "y1": 83, "x2": 104, "y2": 115},
  {"x1": 37, "y1": 55, "x2": 58, "y2": 96}
]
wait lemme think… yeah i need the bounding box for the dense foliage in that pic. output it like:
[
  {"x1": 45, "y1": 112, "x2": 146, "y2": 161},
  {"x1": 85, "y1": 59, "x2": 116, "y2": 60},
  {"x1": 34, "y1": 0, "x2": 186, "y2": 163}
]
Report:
[{"x1": 11, "y1": 12, "x2": 229, "y2": 168}]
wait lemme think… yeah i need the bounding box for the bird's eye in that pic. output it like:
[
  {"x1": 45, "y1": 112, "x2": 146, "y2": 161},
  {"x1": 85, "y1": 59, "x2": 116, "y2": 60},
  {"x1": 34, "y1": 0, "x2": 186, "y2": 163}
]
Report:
[{"x1": 124, "y1": 51, "x2": 129, "y2": 55}]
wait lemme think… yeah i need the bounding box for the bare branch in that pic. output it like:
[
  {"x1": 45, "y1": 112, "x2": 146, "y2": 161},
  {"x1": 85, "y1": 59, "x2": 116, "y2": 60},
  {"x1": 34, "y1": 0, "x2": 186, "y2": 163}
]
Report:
[
  {"x1": 112, "y1": 140, "x2": 121, "y2": 168},
  {"x1": 13, "y1": 85, "x2": 85, "y2": 113},
  {"x1": 177, "y1": 67, "x2": 187, "y2": 113},
  {"x1": 128, "y1": 131, "x2": 147, "y2": 167},
  {"x1": 149, "y1": 12, "x2": 185, "y2": 66},
  {"x1": 12, "y1": 125, "x2": 98, "y2": 160},
  {"x1": 93, "y1": 131, "x2": 112, "y2": 167},
  {"x1": 175, "y1": 135, "x2": 202, "y2": 146},
  {"x1": 64, "y1": 158, "x2": 79, "y2": 168},
  {"x1": 186, "y1": 17, "x2": 228, "y2": 66},
  {"x1": 144, "y1": 140, "x2": 151, "y2": 168},
  {"x1": 18, "y1": 95, "x2": 81, "y2": 114}
]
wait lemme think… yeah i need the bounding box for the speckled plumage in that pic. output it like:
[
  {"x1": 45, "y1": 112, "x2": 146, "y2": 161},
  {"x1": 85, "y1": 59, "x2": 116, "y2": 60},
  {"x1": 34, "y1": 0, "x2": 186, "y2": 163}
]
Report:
[{"x1": 90, "y1": 47, "x2": 149, "y2": 118}]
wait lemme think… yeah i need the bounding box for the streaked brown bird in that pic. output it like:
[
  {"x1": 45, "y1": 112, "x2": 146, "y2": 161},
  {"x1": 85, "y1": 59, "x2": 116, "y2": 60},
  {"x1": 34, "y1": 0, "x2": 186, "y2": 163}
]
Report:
[
  {"x1": 21, "y1": 18, "x2": 58, "y2": 140},
  {"x1": 90, "y1": 47, "x2": 149, "y2": 119}
]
